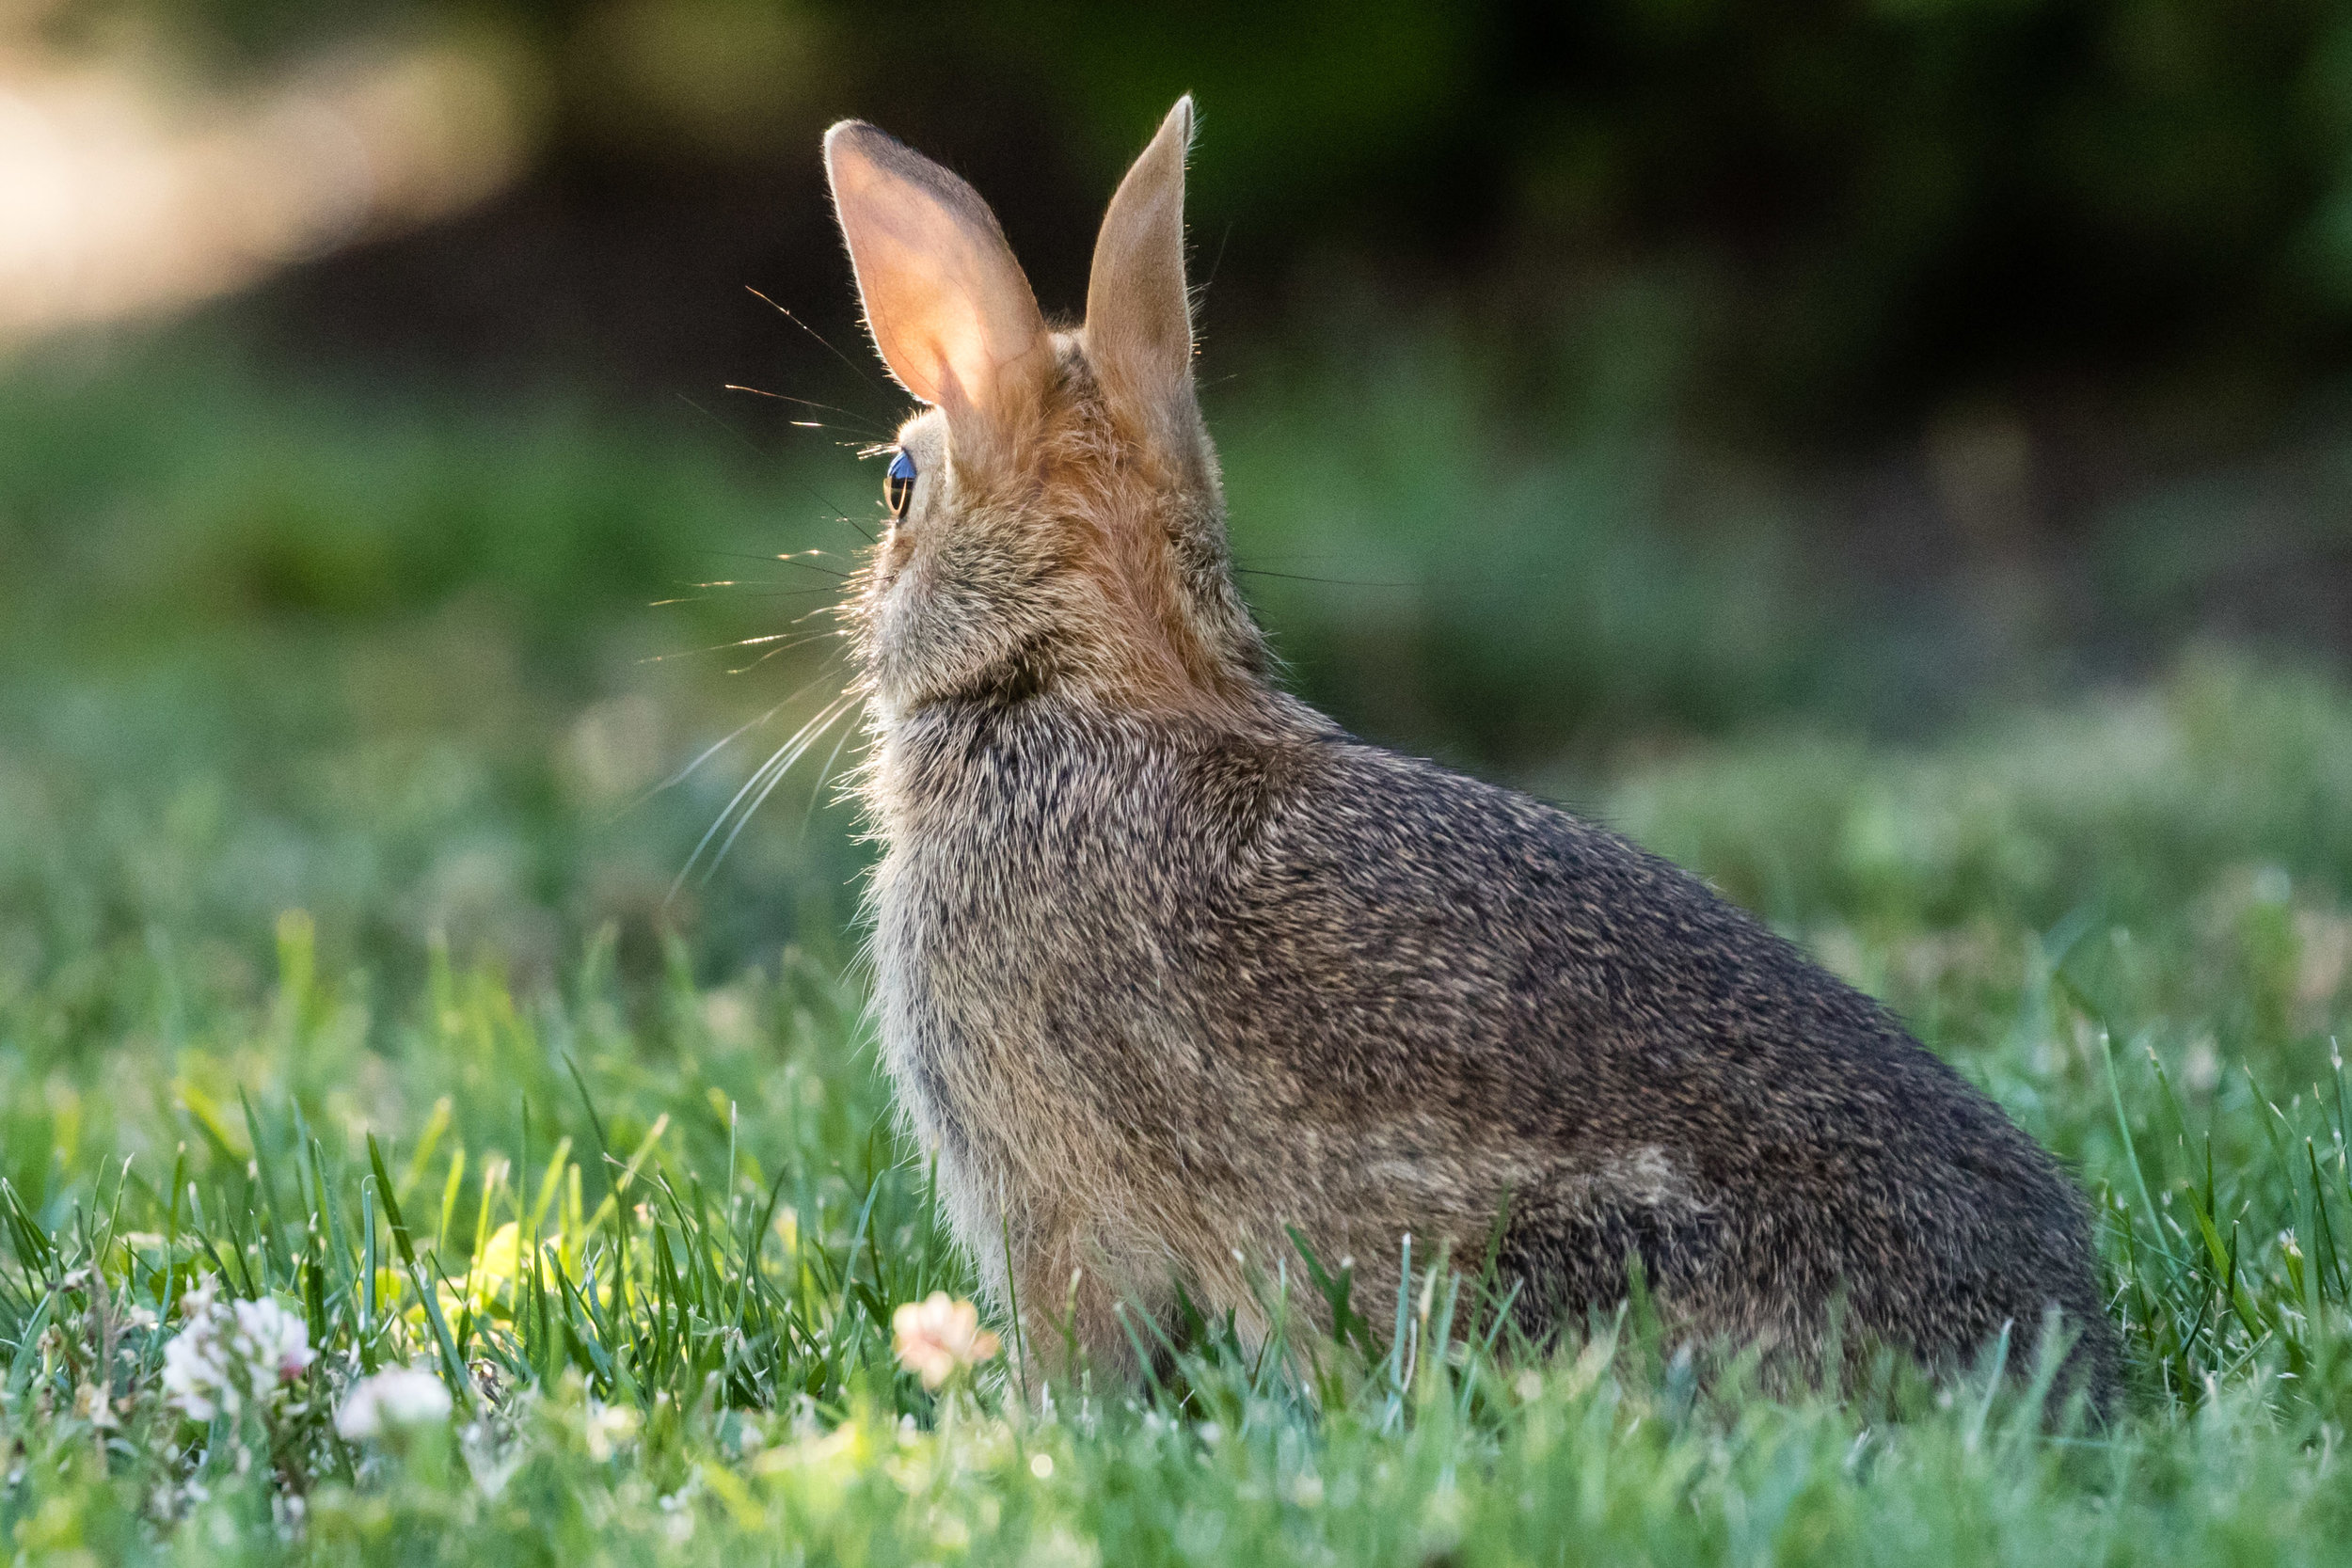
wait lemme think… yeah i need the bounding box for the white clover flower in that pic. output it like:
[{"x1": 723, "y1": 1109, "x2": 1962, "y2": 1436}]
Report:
[
  {"x1": 159, "y1": 1285, "x2": 312, "y2": 1422},
  {"x1": 161, "y1": 1308, "x2": 233, "y2": 1421},
  {"x1": 891, "y1": 1292, "x2": 1000, "y2": 1390},
  {"x1": 230, "y1": 1298, "x2": 315, "y2": 1386},
  {"x1": 334, "y1": 1366, "x2": 453, "y2": 1440}
]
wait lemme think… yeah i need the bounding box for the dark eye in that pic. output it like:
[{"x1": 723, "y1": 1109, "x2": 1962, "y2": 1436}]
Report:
[{"x1": 885, "y1": 449, "x2": 916, "y2": 519}]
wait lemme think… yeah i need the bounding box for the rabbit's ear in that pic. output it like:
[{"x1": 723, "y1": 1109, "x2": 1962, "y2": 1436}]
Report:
[
  {"x1": 825, "y1": 121, "x2": 1053, "y2": 435},
  {"x1": 1085, "y1": 97, "x2": 1196, "y2": 430}
]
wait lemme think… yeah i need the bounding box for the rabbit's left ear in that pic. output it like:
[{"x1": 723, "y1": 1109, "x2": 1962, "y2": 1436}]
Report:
[
  {"x1": 1086, "y1": 98, "x2": 1197, "y2": 435},
  {"x1": 826, "y1": 119, "x2": 1053, "y2": 443}
]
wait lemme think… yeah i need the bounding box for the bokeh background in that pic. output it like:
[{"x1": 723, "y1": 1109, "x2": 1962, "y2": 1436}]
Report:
[{"x1": 10, "y1": 0, "x2": 2352, "y2": 1006}]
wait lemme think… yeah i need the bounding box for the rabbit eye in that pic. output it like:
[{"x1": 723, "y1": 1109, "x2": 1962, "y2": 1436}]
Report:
[{"x1": 885, "y1": 449, "x2": 916, "y2": 519}]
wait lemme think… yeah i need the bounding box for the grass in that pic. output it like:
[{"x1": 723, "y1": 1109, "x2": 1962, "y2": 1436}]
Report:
[{"x1": 3, "y1": 335, "x2": 2352, "y2": 1562}]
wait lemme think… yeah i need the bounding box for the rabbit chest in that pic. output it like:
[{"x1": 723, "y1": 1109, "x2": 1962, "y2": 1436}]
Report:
[{"x1": 865, "y1": 709, "x2": 1245, "y2": 1250}]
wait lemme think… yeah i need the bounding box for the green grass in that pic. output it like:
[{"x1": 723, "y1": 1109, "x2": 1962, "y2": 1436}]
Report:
[{"x1": 5, "y1": 338, "x2": 2352, "y2": 1562}]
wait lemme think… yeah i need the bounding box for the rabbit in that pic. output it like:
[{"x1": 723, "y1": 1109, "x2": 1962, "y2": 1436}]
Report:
[{"x1": 820, "y1": 97, "x2": 2119, "y2": 1410}]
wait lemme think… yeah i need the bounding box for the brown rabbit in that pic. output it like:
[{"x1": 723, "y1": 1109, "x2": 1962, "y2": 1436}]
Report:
[{"x1": 822, "y1": 99, "x2": 2118, "y2": 1407}]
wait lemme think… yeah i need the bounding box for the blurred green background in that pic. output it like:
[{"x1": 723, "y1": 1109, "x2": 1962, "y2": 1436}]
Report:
[{"x1": 9, "y1": 0, "x2": 2352, "y2": 1002}]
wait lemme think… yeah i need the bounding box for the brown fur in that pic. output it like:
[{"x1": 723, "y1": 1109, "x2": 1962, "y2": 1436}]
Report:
[{"x1": 822, "y1": 100, "x2": 2120, "y2": 1408}]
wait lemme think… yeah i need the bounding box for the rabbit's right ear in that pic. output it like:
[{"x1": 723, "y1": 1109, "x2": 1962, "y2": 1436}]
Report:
[
  {"x1": 1086, "y1": 98, "x2": 1198, "y2": 443},
  {"x1": 825, "y1": 121, "x2": 1054, "y2": 443}
]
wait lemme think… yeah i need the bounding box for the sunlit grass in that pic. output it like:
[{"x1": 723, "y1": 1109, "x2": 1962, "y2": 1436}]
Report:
[{"x1": 3, "y1": 655, "x2": 2351, "y2": 1562}]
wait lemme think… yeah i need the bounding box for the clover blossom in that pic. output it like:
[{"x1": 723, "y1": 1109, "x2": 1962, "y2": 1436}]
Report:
[
  {"x1": 159, "y1": 1282, "x2": 314, "y2": 1422},
  {"x1": 891, "y1": 1292, "x2": 1000, "y2": 1389},
  {"x1": 334, "y1": 1366, "x2": 453, "y2": 1439}
]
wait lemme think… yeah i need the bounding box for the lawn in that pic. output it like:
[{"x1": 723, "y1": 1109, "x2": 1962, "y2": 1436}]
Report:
[{"x1": 3, "y1": 336, "x2": 2351, "y2": 1564}]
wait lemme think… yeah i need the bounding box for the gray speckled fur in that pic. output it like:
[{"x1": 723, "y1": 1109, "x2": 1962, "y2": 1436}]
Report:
[{"x1": 874, "y1": 690, "x2": 2117, "y2": 1404}]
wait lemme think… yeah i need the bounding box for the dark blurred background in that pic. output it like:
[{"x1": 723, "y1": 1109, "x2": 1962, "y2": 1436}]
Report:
[{"x1": 8, "y1": 0, "x2": 2352, "y2": 998}]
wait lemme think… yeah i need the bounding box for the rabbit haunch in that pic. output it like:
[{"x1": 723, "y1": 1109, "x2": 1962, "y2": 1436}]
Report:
[{"x1": 823, "y1": 100, "x2": 2119, "y2": 1405}]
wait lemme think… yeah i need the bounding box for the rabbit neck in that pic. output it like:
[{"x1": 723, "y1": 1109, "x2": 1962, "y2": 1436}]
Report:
[{"x1": 860, "y1": 677, "x2": 1323, "y2": 844}]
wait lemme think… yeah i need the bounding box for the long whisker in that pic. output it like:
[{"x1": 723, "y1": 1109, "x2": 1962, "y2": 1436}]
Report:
[
  {"x1": 684, "y1": 693, "x2": 858, "y2": 893},
  {"x1": 649, "y1": 709, "x2": 784, "y2": 800},
  {"x1": 694, "y1": 549, "x2": 854, "y2": 580},
  {"x1": 648, "y1": 588, "x2": 845, "y2": 606},
  {"x1": 708, "y1": 696, "x2": 860, "y2": 878},
  {"x1": 746, "y1": 287, "x2": 899, "y2": 401},
  {"x1": 769, "y1": 470, "x2": 882, "y2": 541},
  {"x1": 725, "y1": 631, "x2": 848, "y2": 676},
  {"x1": 674, "y1": 393, "x2": 769, "y2": 457},
  {"x1": 639, "y1": 629, "x2": 841, "y2": 665},
  {"x1": 798, "y1": 703, "x2": 862, "y2": 837},
  {"x1": 768, "y1": 552, "x2": 851, "y2": 580},
  {"x1": 625, "y1": 663, "x2": 847, "y2": 816},
  {"x1": 723, "y1": 385, "x2": 895, "y2": 440},
  {"x1": 671, "y1": 692, "x2": 857, "y2": 898},
  {"x1": 1233, "y1": 566, "x2": 1421, "y2": 590},
  {"x1": 672, "y1": 731, "x2": 807, "y2": 899}
]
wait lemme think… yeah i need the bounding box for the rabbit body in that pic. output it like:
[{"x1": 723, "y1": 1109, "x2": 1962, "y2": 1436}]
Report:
[
  {"x1": 872, "y1": 672, "x2": 2114, "y2": 1397},
  {"x1": 825, "y1": 102, "x2": 2118, "y2": 1404}
]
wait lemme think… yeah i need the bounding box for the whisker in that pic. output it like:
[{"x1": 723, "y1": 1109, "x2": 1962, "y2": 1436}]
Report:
[
  {"x1": 648, "y1": 710, "x2": 784, "y2": 800},
  {"x1": 716, "y1": 696, "x2": 859, "y2": 874},
  {"x1": 725, "y1": 632, "x2": 850, "y2": 673},
  {"x1": 1202, "y1": 218, "x2": 1234, "y2": 298},
  {"x1": 695, "y1": 549, "x2": 853, "y2": 580},
  {"x1": 723, "y1": 384, "x2": 894, "y2": 440},
  {"x1": 628, "y1": 664, "x2": 848, "y2": 812},
  {"x1": 684, "y1": 693, "x2": 860, "y2": 892},
  {"x1": 770, "y1": 550, "x2": 852, "y2": 579},
  {"x1": 771, "y1": 472, "x2": 881, "y2": 537},
  {"x1": 671, "y1": 693, "x2": 855, "y2": 900},
  {"x1": 798, "y1": 703, "x2": 861, "y2": 836},
  {"x1": 1233, "y1": 566, "x2": 1421, "y2": 590},
  {"x1": 639, "y1": 629, "x2": 837, "y2": 665},
  {"x1": 674, "y1": 392, "x2": 768, "y2": 457},
  {"x1": 745, "y1": 287, "x2": 898, "y2": 402},
  {"x1": 725, "y1": 634, "x2": 828, "y2": 675},
  {"x1": 649, "y1": 587, "x2": 847, "y2": 606},
  {"x1": 787, "y1": 506, "x2": 883, "y2": 544}
]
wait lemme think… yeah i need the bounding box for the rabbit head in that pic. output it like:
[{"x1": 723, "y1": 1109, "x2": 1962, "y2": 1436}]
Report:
[{"x1": 824, "y1": 99, "x2": 1270, "y2": 724}]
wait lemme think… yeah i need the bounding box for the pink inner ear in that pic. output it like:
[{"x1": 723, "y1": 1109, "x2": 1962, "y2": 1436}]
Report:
[{"x1": 826, "y1": 124, "x2": 1049, "y2": 423}]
